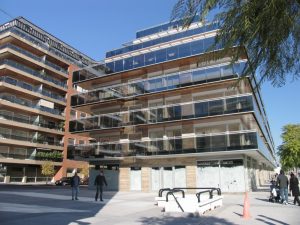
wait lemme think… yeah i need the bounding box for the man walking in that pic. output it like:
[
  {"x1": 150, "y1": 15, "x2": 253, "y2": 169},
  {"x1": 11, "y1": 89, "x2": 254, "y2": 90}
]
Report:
[
  {"x1": 277, "y1": 169, "x2": 289, "y2": 204},
  {"x1": 71, "y1": 172, "x2": 80, "y2": 200},
  {"x1": 94, "y1": 170, "x2": 107, "y2": 201}
]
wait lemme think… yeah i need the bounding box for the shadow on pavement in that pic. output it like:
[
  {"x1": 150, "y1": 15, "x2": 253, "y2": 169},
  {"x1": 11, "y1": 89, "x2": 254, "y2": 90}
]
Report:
[
  {"x1": 0, "y1": 185, "x2": 116, "y2": 225},
  {"x1": 257, "y1": 215, "x2": 290, "y2": 225},
  {"x1": 139, "y1": 215, "x2": 236, "y2": 225}
]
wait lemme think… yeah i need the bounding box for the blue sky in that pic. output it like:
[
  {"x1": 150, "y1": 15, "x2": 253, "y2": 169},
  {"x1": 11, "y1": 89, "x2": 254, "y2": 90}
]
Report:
[{"x1": 1, "y1": 0, "x2": 299, "y2": 152}]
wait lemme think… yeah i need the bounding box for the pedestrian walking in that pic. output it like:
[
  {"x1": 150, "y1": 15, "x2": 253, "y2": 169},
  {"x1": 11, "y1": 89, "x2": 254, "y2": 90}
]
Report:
[
  {"x1": 277, "y1": 169, "x2": 289, "y2": 204},
  {"x1": 289, "y1": 172, "x2": 300, "y2": 206},
  {"x1": 71, "y1": 172, "x2": 80, "y2": 200},
  {"x1": 94, "y1": 170, "x2": 107, "y2": 201}
]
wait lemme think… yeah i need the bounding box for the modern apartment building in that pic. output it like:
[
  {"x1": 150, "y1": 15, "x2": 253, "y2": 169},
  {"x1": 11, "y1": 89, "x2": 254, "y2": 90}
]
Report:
[
  {"x1": 69, "y1": 19, "x2": 277, "y2": 192},
  {"x1": 0, "y1": 17, "x2": 94, "y2": 183}
]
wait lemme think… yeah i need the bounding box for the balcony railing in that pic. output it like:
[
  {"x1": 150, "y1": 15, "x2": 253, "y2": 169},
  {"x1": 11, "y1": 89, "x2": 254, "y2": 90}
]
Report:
[
  {"x1": 0, "y1": 59, "x2": 67, "y2": 89},
  {"x1": 0, "y1": 111, "x2": 64, "y2": 131},
  {"x1": 70, "y1": 94, "x2": 253, "y2": 132},
  {"x1": 0, "y1": 132, "x2": 63, "y2": 146},
  {"x1": 72, "y1": 61, "x2": 246, "y2": 106},
  {"x1": 0, "y1": 43, "x2": 68, "y2": 74},
  {"x1": 0, "y1": 95, "x2": 63, "y2": 116},
  {"x1": 0, "y1": 76, "x2": 66, "y2": 102},
  {"x1": 68, "y1": 131, "x2": 274, "y2": 164},
  {"x1": 0, "y1": 153, "x2": 63, "y2": 162}
]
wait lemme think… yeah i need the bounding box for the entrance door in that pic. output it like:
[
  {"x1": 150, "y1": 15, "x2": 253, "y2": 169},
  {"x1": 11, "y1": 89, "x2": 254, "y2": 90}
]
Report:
[
  {"x1": 130, "y1": 167, "x2": 141, "y2": 191},
  {"x1": 174, "y1": 166, "x2": 186, "y2": 188}
]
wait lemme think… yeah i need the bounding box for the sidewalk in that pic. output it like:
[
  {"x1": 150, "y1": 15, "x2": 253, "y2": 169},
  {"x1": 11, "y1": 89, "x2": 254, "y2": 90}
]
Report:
[{"x1": 0, "y1": 185, "x2": 299, "y2": 225}]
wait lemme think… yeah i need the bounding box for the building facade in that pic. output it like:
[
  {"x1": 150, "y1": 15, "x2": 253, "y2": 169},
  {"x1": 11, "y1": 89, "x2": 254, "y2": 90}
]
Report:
[
  {"x1": 69, "y1": 19, "x2": 277, "y2": 192},
  {"x1": 0, "y1": 17, "x2": 94, "y2": 183}
]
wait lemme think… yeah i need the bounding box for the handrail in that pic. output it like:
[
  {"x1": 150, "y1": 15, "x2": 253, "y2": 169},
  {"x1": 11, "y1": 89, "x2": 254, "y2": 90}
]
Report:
[
  {"x1": 196, "y1": 190, "x2": 212, "y2": 203},
  {"x1": 166, "y1": 190, "x2": 184, "y2": 212},
  {"x1": 166, "y1": 189, "x2": 185, "y2": 202},
  {"x1": 158, "y1": 188, "x2": 172, "y2": 197}
]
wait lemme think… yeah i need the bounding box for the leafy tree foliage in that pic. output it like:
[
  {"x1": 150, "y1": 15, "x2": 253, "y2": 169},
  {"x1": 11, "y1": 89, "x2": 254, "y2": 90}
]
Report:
[
  {"x1": 277, "y1": 124, "x2": 300, "y2": 170},
  {"x1": 171, "y1": 0, "x2": 300, "y2": 88},
  {"x1": 41, "y1": 161, "x2": 55, "y2": 184}
]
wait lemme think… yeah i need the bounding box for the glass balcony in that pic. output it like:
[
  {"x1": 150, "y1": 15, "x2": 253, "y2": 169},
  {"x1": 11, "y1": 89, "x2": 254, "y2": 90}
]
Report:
[
  {"x1": 72, "y1": 62, "x2": 246, "y2": 106},
  {"x1": 0, "y1": 132, "x2": 63, "y2": 146},
  {"x1": 0, "y1": 27, "x2": 89, "y2": 67},
  {"x1": 0, "y1": 59, "x2": 67, "y2": 89},
  {"x1": 68, "y1": 131, "x2": 274, "y2": 164},
  {"x1": 69, "y1": 94, "x2": 254, "y2": 132},
  {"x1": 0, "y1": 76, "x2": 66, "y2": 102},
  {"x1": 0, "y1": 94, "x2": 63, "y2": 116},
  {"x1": 0, "y1": 43, "x2": 68, "y2": 74},
  {"x1": 107, "y1": 22, "x2": 219, "y2": 58},
  {"x1": 0, "y1": 111, "x2": 64, "y2": 131}
]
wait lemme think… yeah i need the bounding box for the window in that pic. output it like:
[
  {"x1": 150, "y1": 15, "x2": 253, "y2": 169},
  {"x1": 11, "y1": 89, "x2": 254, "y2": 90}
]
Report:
[{"x1": 68, "y1": 138, "x2": 75, "y2": 146}]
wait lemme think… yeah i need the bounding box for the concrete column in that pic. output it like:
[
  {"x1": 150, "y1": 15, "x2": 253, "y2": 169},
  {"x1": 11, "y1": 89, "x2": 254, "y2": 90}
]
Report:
[
  {"x1": 141, "y1": 167, "x2": 150, "y2": 192},
  {"x1": 4, "y1": 176, "x2": 10, "y2": 183},
  {"x1": 22, "y1": 176, "x2": 27, "y2": 183},
  {"x1": 119, "y1": 167, "x2": 130, "y2": 191},
  {"x1": 186, "y1": 165, "x2": 197, "y2": 193}
]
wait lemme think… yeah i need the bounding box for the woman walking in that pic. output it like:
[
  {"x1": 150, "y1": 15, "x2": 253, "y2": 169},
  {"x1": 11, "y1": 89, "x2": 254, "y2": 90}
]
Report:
[{"x1": 289, "y1": 172, "x2": 300, "y2": 206}]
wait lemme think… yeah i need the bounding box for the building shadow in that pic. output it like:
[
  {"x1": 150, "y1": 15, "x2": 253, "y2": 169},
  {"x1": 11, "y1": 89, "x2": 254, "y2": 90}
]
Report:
[
  {"x1": 0, "y1": 185, "x2": 117, "y2": 225},
  {"x1": 139, "y1": 215, "x2": 236, "y2": 225}
]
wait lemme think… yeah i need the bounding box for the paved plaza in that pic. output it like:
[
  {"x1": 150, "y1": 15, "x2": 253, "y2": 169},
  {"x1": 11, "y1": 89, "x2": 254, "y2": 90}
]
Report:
[{"x1": 0, "y1": 185, "x2": 299, "y2": 225}]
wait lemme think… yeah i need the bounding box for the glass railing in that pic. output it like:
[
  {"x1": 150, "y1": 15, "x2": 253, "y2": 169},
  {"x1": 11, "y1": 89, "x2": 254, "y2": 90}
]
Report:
[
  {"x1": 68, "y1": 131, "x2": 271, "y2": 160},
  {"x1": 105, "y1": 36, "x2": 223, "y2": 74},
  {"x1": 0, "y1": 76, "x2": 66, "y2": 102},
  {"x1": 69, "y1": 94, "x2": 253, "y2": 132},
  {"x1": 106, "y1": 22, "x2": 219, "y2": 57},
  {"x1": 0, "y1": 95, "x2": 63, "y2": 116},
  {"x1": 0, "y1": 111, "x2": 64, "y2": 131},
  {"x1": 72, "y1": 62, "x2": 246, "y2": 106},
  {"x1": 0, "y1": 59, "x2": 67, "y2": 89},
  {"x1": 0, "y1": 43, "x2": 68, "y2": 74},
  {"x1": 0, "y1": 132, "x2": 63, "y2": 146}
]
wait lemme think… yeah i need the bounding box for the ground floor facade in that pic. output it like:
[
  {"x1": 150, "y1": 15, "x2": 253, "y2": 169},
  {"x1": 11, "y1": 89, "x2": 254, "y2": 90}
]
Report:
[{"x1": 88, "y1": 152, "x2": 274, "y2": 193}]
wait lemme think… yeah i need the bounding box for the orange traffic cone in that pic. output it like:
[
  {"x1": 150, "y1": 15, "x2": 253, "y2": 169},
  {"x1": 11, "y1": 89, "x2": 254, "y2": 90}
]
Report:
[{"x1": 242, "y1": 192, "x2": 251, "y2": 219}]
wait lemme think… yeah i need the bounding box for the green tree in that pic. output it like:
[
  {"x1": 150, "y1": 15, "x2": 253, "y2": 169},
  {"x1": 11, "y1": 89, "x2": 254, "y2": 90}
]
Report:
[
  {"x1": 41, "y1": 161, "x2": 55, "y2": 184},
  {"x1": 171, "y1": 0, "x2": 300, "y2": 88},
  {"x1": 277, "y1": 124, "x2": 300, "y2": 171}
]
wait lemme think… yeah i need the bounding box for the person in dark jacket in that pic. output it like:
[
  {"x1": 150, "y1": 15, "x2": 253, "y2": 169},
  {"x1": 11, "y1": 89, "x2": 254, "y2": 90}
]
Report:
[
  {"x1": 276, "y1": 169, "x2": 289, "y2": 204},
  {"x1": 71, "y1": 172, "x2": 80, "y2": 200},
  {"x1": 94, "y1": 170, "x2": 107, "y2": 201},
  {"x1": 289, "y1": 172, "x2": 300, "y2": 206}
]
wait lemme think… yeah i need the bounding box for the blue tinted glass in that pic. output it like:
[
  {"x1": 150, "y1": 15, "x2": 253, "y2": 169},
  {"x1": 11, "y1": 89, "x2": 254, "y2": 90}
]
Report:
[
  {"x1": 133, "y1": 55, "x2": 145, "y2": 68},
  {"x1": 143, "y1": 40, "x2": 153, "y2": 48},
  {"x1": 167, "y1": 46, "x2": 178, "y2": 60},
  {"x1": 155, "y1": 49, "x2": 166, "y2": 63},
  {"x1": 167, "y1": 74, "x2": 180, "y2": 89},
  {"x1": 195, "y1": 102, "x2": 208, "y2": 117},
  {"x1": 192, "y1": 69, "x2": 206, "y2": 83},
  {"x1": 178, "y1": 43, "x2": 191, "y2": 57},
  {"x1": 145, "y1": 52, "x2": 156, "y2": 65},
  {"x1": 206, "y1": 67, "x2": 221, "y2": 81},
  {"x1": 124, "y1": 57, "x2": 133, "y2": 70},
  {"x1": 191, "y1": 39, "x2": 203, "y2": 55},
  {"x1": 203, "y1": 37, "x2": 215, "y2": 51},
  {"x1": 114, "y1": 60, "x2": 124, "y2": 72},
  {"x1": 106, "y1": 62, "x2": 114, "y2": 73}
]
